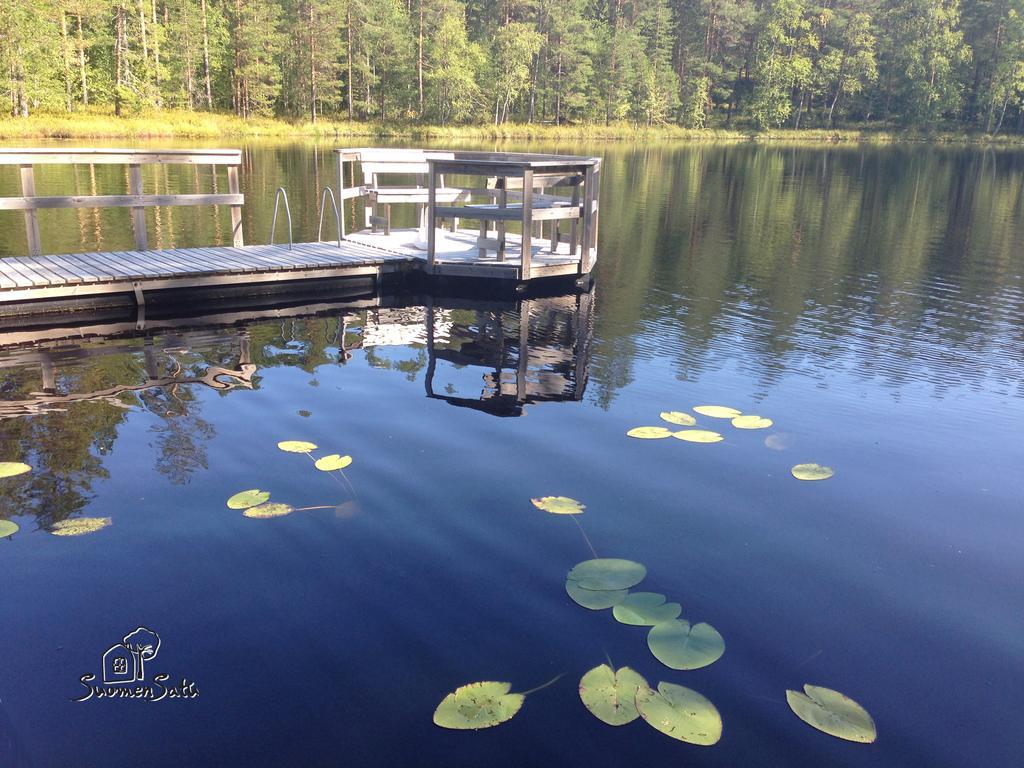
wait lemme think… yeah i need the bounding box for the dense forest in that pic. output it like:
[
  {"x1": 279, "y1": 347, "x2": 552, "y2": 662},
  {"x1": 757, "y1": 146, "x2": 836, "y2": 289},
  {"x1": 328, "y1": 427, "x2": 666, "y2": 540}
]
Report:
[{"x1": 2, "y1": 0, "x2": 1023, "y2": 133}]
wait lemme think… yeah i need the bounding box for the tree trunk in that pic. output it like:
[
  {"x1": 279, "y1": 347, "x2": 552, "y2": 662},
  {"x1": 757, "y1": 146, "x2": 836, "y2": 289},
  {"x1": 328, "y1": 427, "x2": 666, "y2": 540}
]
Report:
[
  {"x1": 417, "y1": 0, "x2": 424, "y2": 117},
  {"x1": 139, "y1": 0, "x2": 149, "y2": 63},
  {"x1": 555, "y1": 52, "x2": 562, "y2": 124},
  {"x1": 346, "y1": 8, "x2": 354, "y2": 119},
  {"x1": 992, "y1": 93, "x2": 1010, "y2": 137},
  {"x1": 60, "y1": 12, "x2": 73, "y2": 111},
  {"x1": 76, "y1": 15, "x2": 89, "y2": 105},
  {"x1": 201, "y1": 0, "x2": 213, "y2": 109},
  {"x1": 309, "y1": 0, "x2": 316, "y2": 123},
  {"x1": 828, "y1": 88, "x2": 840, "y2": 125},
  {"x1": 153, "y1": 0, "x2": 162, "y2": 106},
  {"x1": 114, "y1": 4, "x2": 125, "y2": 116},
  {"x1": 232, "y1": 0, "x2": 244, "y2": 116},
  {"x1": 182, "y1": 0, "x2": 195, "y2": 108}
]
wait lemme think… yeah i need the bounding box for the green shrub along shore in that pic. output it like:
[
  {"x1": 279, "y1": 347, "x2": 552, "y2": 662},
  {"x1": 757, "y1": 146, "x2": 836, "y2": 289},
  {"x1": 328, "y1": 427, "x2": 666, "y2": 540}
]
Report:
[{"x1": 1, "y1": 110, "x2": 1021, "y2": 145}]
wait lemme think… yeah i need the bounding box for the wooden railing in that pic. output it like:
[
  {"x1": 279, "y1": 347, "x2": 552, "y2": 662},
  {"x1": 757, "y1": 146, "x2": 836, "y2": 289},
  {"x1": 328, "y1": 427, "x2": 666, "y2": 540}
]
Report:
[{"x1": 0, "y1": 148, "x2": 244, "y2": 256}]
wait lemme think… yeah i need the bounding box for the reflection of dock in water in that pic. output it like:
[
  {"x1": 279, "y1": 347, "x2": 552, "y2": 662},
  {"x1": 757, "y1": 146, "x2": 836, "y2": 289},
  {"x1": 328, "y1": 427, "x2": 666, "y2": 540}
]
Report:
[
  {"x1": 0, "y1": 289, "x2": 592, "y2": 419},
  {"x1": 422, "y1": 294, "x2": 592, "y2": 416}
]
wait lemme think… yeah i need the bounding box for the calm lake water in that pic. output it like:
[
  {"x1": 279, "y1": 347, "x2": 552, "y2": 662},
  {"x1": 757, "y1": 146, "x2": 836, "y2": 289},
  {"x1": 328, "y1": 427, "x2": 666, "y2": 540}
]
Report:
[{"x1": 1, "y1": 142, "x2": 1023, "y2": 767}]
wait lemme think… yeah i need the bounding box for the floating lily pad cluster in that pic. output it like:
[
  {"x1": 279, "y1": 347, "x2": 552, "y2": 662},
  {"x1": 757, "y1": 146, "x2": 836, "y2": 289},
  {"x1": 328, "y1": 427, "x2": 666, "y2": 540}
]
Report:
[
  {"x1": 225, "y1": 440, "x2": 354, "y2": 520},
  {"x1": 627, "y1": 404, "x2": 774, "y2": 445},
  {"x1": 579, "y1": 664, "x2": 722, "y2": 745},
  {"x1": 627, "y1": 405, "x2": 835, "y2": 481},
  {"x1": 565, "y1": 557, "x2": 726, "y2": 671}
]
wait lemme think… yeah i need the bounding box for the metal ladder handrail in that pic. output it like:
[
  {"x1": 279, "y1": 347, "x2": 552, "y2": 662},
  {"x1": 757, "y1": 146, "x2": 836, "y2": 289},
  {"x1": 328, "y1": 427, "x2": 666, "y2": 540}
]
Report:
[
  {"x1": 317, "y1": 186, "x2": 342, "y2": 246},
  {"x1": 269, "y1": 187, "x2": 293, "y2": 250}
]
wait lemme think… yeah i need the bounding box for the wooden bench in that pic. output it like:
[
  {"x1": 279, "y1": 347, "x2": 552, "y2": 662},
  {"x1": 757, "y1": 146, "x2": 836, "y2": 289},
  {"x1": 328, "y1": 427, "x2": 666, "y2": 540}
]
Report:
[
  {"x1": 334, "y1": 148, "x2": 577, "y2": 239},
  {"x1": 0, "y1": 148, "x2": 244, "y2": 256},
  {"x1": 335, "y1": 148, "x2": 466, "y2": 235}
]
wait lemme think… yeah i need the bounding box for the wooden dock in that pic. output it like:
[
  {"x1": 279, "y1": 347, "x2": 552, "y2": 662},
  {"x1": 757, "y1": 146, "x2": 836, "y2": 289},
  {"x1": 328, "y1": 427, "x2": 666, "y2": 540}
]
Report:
[{"x1": 0, "y1": 147, "x2": 600, "y2": 313}]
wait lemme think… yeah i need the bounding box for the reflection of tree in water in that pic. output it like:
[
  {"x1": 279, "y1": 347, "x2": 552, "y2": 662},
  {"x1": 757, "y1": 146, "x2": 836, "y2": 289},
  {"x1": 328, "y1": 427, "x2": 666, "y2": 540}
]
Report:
[
  {"x1": 0, "y1": 334, "x2": 255, "y2": 526},
  {"x1": 592, "y1": 145, "x2": 1024, "y2": 402},
  {"x1": 137, "y1": 355, "x2": 217, "y2": 486}
]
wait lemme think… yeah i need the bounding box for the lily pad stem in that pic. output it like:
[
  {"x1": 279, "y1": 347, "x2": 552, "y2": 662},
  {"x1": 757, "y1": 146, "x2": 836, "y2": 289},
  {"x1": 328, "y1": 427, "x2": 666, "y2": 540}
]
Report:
[
  {"x1": 518, "y1": 673, "x2": 566, "y2": 697},
  {"x1": 571, "y1": 516, "x2": 599, "y2": 559}
]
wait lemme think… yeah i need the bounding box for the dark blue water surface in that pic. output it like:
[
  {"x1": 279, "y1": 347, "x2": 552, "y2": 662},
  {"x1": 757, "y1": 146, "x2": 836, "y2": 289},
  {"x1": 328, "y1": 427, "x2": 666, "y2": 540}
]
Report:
[{"x1": 1, "y1": 143, "x2": 1023, "y2": 767}]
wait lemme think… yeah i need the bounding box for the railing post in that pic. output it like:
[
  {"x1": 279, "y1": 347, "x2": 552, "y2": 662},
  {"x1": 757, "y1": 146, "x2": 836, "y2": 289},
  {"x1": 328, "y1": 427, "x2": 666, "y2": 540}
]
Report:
[
  {"x1": 427, "y1": 160, "x2": 437, "y2": 271},
  {"x1": 582, "y1": 164, "x2": 597, "y2": 272},
  {"x1": 520, "y1": 169, "x2": 533, "y2": 278},
  {"x1": 128, "y1": 163, "x2": 148, "y2": 250},
  {"x1": 227, "y1": 164, "x2": 244, "y2": 246},
  {"x1": 19, "y1": 165, "x2": 41, "y2": 256}
]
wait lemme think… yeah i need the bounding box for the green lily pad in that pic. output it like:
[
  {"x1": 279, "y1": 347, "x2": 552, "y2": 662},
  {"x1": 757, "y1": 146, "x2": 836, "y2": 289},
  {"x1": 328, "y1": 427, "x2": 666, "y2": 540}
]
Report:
[
  {"x1": 732, "y1": 415, "x2": 773, "y2": 429},
  {"x1": 786, "y1": 684, "x2": 877, "y2": 743},
  {"x1": 565, "y1": 579, "x2": 628, "y2": 610},
  {"x1": 315, "y1": 454, "x2": 353, "y2": 471},
  {"x1": 613, "y1": 592, "x2": 682, "y2": 626},
  {"x1": 531, "y1": 496, "x2": 585, "y2": 515},
  {"x1": 627, "y1": 426, "x2": 674, "y2": 439},
  {"x1": 49, "y1": 517, "x2": 112, "y2": 536},
  {"x1": 226, "y1": 489, "x2": 271, "y2": 509},
  {"x1": 648, "y1": 620, "x2": 725, "y2": 670},
  {"x1": 243, "y1": 503, "x2": 294, "y2": 519},
  {"x1": 635, "y1": 681, "x2": 722, "y2": 745},
  {"x1": 660, "y1": 411, "x2": 696, "y2": 426},
  {"x1": 693, "y1": 405, "x2": 741, "y2": 419},
  {"x1": 672, "y1": 429, "x2": 723, "y2": 443},
  {"x1": 0, "y1": 462, "x2": 31, "y2": 478},
  {"x1": 433, "y1": 681, "x2": 524, "y2": 730},
  {"x1": 568, "y1": 558, "x2": 647, "y2": 591},
  {"x1": 791, "y1": 463, "x2": 834, "y2": 481},
  {"x1": 0, "y1": 520, "x2": 19, "y2": 537},
  {"x1": 277, "y1": 440, "x2": 318, "y2": 453},
  {"x1": 579, "y1": 664, "x2": 648, "y2": 726}
]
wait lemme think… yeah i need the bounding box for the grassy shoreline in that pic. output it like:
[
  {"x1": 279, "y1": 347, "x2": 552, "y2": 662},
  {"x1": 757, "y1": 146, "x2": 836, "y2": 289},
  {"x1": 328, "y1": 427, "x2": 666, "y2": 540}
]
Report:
[{"x1": 2, "y1": 109, "x2": 1022, "y2": 145}]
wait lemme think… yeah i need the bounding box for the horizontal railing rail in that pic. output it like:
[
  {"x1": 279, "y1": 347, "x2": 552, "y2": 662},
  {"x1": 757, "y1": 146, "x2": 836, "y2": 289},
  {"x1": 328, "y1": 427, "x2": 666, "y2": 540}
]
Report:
[{"x1": 0, "y1": 148, "x2": 244, "y2": 256}]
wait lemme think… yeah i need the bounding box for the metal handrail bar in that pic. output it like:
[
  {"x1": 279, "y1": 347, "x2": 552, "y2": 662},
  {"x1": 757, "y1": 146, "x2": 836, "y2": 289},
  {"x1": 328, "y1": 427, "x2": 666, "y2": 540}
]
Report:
[
  {"x1": 269, "y1": 187, "x2": 293, "y2": 250},
  {"x1": 317, "y1": 186, "x2": 343, "y2": 244}
]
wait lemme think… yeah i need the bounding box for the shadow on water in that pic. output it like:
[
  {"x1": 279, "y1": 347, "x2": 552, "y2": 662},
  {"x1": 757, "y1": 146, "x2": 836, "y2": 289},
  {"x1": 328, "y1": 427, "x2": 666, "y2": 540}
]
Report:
[{"x1": 0, "y1": 287, "x2": 594, "y2": 528}]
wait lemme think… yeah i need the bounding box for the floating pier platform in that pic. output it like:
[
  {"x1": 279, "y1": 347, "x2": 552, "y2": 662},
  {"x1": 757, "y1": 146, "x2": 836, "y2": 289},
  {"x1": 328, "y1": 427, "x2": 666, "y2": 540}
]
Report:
[{"x1": 0, "y1": 148, "x2": 601, "y2": 313}]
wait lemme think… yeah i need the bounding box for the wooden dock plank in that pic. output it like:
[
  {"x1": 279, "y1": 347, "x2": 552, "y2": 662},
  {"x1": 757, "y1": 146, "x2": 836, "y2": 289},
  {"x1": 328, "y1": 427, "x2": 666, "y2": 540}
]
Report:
[
  {"x1": 94, "y1": 252, "x2": 152, "y2": 280},
  {"x1": 290, "y1": 242, "x2": 386, "y2": 266},
  {"x1": 200, "y1": 246, "x2": 297, "y2": 274},
  {"x1": 72, "y1": 252, "x2": 135, "y2": 280},
  {"x1": 199, "y1": 247, "x2": 280, "y2": 273},
  {"x1": 1, "y1": 258, "x2": 46, "y2": 287},
  {"x1": 26, "y1": 255, "x2": 85, "y2": 285},
  {"x1": 8, "y1": 257, "x2": 59, "y2": 286},
  {"x1": 0, "y1": 267, "x2": 19, "y2": 290},
  {"x1": 109, "y1": 251, "x2": 169, "y2": 277},
  {"x1": 187, "y1": 247, "x2": 257, "y2": 273}
]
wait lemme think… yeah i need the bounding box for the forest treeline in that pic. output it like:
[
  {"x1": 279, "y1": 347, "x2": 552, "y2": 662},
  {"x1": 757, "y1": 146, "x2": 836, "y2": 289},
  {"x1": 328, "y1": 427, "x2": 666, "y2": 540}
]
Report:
[{"x1": 2, "y1": 0, "x2": 1023, "y2": 134}]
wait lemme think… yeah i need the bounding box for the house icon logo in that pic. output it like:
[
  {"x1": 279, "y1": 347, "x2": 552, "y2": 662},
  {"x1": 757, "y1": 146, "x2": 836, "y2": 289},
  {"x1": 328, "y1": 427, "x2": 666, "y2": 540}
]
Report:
[
  {"x1": 74, "y1": 626, "x2": 199, "y2": 702},
  {"x1": 102, "y1": 627, "x2": 161, "y2": 684}
]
